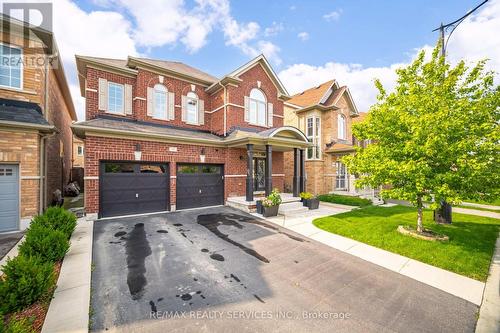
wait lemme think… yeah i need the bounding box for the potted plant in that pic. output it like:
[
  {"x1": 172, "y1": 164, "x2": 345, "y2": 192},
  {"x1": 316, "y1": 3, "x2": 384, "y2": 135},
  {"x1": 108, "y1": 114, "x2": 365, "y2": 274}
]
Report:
[
  {"x1": 300, "y1": 192, "x2": 320, "y2": 210},
  {"x1": 255, "y1": 200, "x2": 263, "y2": 214},
  {"x1": 261, "y1": 189, "x2": 282, "y2": 217}
]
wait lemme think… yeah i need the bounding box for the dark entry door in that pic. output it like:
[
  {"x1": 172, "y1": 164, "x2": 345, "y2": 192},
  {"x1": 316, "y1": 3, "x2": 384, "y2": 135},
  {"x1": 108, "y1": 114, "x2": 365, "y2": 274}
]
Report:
[
  {"x1": 176, "y1": 164, "x2": 224, "y2": 210},
  {"x1": 100, "y1": 162, "x2": 169, "y2": 218},
  {"x1": 254, "y1": 158, "x2": 265, "y2": 191}
]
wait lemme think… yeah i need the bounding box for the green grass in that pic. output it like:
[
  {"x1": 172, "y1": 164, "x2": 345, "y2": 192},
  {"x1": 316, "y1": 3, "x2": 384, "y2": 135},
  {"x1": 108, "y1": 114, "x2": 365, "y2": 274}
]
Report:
[
  {"x1": 313, "y1": 205, "x2": 500, "y2": 281},
  {"x1": 317, "y1": 194, "x2": 372, "y2": 207}
]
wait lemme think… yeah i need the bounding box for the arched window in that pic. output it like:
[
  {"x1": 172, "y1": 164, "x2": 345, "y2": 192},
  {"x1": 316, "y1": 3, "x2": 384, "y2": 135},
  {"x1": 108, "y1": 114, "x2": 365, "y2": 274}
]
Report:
[
  {"x1": 153, "y1": 84, "x2": 167, "y2": 119},
  {"x1": 338, "y1": 114, "x2": 346, "y2": 139},
  {"x1": 249, "y1": 88, "x2": 267, "y2": 126},
  {"x1": 186, "y1": 91, "x2": 198, "y2": 124}
]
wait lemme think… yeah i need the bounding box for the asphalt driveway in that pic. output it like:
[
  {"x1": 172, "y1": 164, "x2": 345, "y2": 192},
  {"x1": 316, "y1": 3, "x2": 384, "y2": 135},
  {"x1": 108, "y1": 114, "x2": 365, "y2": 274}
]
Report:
[{"x1": 90, "y1": 206, "x2": 478, "y2": 333}]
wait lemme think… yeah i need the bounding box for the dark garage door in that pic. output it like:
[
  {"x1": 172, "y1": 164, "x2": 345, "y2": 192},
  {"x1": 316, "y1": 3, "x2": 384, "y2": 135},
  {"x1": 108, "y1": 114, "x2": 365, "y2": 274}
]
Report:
[
  {"x1": 176, "y1": 164, "x2": 224, "y2": 210},
  {"x1": 100, "y1": 162, "x2": 169, "y2": 218}
]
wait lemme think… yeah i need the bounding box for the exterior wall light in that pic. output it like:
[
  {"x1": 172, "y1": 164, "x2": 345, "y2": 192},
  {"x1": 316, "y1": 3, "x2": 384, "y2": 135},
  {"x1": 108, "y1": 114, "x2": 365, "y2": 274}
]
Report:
[{"x1": 134, "y1": 143, "x2": 142, "y2": 161}]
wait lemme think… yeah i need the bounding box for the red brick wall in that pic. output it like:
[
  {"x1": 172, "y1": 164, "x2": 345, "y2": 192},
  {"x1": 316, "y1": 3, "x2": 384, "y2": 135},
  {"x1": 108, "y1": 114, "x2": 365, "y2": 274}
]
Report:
[{"x1": 84, "y1": 136, "x2": 284, "y2": 214}]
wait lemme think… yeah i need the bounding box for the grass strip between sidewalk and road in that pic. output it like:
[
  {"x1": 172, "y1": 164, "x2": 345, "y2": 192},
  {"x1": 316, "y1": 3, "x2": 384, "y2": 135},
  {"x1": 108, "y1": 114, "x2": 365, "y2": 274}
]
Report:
[{"x1": 313, "y1": 205, "x2": 500, "y2": 281}]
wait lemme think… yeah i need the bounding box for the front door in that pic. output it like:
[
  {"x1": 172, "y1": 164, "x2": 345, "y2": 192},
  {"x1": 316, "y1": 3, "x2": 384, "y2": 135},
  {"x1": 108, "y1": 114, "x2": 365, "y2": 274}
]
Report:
[{"x1": 254, "y1": 158, "x2": 265, "y2": 191}]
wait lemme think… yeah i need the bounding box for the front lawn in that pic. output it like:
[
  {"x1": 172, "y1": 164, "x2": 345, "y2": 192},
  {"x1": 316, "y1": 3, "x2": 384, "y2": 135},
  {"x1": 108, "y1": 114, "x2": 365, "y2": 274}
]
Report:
[
  {"x1": 317, "y1": 194, "x2": 372, "y2": 207},
  {"x1": 313, "y1": 205, "x2": 500, "y2": 281}
]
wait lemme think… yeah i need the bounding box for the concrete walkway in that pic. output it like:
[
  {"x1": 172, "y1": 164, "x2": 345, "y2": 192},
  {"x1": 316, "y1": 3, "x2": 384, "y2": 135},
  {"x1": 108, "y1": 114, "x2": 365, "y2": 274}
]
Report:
[
  {"x1": 255, "y1": 204, "x2": 485, "y2": 306},
  {"x1": 476, "y1": 233, "x2": 500, "y2": 333},
  {"x1": 454, "y1": 207, "x2": 500, "y2": 219},
  {"x1": 42, "y1": 217, "x2": 93, "y2": 333},
  {"x1": 462, "y1": 202, "x2": 500, "y2": 211}
]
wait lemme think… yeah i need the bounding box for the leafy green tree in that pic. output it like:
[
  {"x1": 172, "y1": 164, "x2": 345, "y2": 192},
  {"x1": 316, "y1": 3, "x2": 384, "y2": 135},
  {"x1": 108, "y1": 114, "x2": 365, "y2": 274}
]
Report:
[{"x1": 343, "y1": 45, "x2": 499, "y2": 232}]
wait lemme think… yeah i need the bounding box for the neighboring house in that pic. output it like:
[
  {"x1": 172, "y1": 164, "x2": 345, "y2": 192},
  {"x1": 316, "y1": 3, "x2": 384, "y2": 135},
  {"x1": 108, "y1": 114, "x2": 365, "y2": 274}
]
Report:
[
  {"x1": 72, "y1": 136, "x2": 84, "y2": 168},
  {"x1": 73, "y1": 54, "x2": 310, "y2": 218},
  {"x1": 283, "y1": 80, "x2": 366, "y2": 196},
  {"x1": 0, "y1": 16, "x2": 77, "y2": 232}
]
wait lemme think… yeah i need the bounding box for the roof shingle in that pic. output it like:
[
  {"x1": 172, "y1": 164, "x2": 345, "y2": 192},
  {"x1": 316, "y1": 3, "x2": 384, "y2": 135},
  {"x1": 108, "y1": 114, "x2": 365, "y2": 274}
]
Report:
[{"x1": 287, "y1": 80, "x2": 335, "y2": 107}]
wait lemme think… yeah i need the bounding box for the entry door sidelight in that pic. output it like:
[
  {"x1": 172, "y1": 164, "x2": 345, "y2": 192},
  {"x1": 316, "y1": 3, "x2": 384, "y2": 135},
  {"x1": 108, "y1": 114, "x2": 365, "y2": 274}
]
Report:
[{"x1": 254, "y1": 158, "x2": 265, "y2": 191}]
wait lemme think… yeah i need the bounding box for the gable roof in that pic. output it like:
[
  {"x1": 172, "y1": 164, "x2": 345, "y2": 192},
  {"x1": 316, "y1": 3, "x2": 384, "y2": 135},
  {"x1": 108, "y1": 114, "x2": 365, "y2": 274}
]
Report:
[
  {"x1": 207, "y1": 54, "x2": 289, "y2": 96},
  {"x1": 286, "y1": 79, "x2": 359, "y2": 115}
]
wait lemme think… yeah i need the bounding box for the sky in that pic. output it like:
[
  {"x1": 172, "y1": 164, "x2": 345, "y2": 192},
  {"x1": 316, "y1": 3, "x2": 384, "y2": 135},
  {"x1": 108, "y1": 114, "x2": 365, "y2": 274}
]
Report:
[{"x1": 1, "y1": 0, "x2": 499, "y2": 120}]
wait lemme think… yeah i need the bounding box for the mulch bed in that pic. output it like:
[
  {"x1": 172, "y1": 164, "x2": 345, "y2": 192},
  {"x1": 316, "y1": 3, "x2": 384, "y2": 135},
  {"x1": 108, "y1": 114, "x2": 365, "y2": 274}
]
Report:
[
  {"x1": 4, "y1": 261, "x2": 62, "y2": 332},
  {"x1": 397, "y1": 225, "x2": 449, "y2": 242}
]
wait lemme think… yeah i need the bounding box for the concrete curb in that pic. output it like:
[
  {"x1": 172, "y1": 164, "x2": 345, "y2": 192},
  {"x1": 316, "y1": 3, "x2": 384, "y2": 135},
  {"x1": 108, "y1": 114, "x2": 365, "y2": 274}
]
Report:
[
  {"x1": 42, "y1": 217, "x2": 94, "y2": 333},
  {"x1": 260, "y1": 211, "x2": 485, "y2": 306},
  {"x1": 0, "y1": 235, "x2": 25, "y2": 275},
  {"x1": 476, "y1": 232, "x2": 500, "y2": 333}
]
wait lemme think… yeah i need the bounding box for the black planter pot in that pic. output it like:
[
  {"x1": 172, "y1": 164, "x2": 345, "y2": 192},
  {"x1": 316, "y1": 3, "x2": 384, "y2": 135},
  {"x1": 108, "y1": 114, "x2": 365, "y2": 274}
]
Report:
[
  {"x1": 262, "y1": 204, "x2": 279, "y2": 217},
  {"x1": 305, "y1": 198, "x2": 320, "y2": 210},
  {"x1": 256, "y1": 200, "x2": 263, "y2": 214},
  {"x1": 302, "y1": 199, "x2": 307, "y2": 207}
]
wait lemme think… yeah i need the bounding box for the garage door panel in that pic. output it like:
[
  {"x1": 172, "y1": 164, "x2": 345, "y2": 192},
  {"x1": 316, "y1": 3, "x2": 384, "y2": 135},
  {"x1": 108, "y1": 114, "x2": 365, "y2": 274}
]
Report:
[
  {"x1": 0, "y1": 164, "x2": 19, "y2": 232},
  {"x1": 100, "y1": 162, "x2": 169, "y2": 218},
  {"x1": 176, "y1": 164, "x2": 224, "y2": 210}
]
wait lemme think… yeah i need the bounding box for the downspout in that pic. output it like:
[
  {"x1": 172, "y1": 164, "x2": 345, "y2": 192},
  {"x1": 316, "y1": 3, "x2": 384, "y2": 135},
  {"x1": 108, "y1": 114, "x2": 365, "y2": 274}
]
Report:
[{"x1": 218, "y1": 82, "x2": 227, "y2": 136}]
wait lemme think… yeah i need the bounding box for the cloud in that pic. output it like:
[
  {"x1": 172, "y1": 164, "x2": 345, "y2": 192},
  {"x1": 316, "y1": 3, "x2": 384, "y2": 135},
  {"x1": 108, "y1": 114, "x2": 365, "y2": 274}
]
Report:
[
  {"x1": 323, "y1": 9, "x2": 342, "y2": 22},
  {"x1": 297, "y1": 32, "x2": 309, "y2": 41},
  {"x1": 281, "y1": 0, "x2": 500, "y2": 113},
  {"x1": 264, "y1": 22, "x2": 284, "y2": 37}
]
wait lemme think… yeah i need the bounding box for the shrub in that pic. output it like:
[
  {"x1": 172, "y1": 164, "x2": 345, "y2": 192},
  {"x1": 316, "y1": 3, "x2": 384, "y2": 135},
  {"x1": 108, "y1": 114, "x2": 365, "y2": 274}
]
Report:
[
  {"x1": 317, "y1": 194, "x2": 372, "y2": 207},
  {"x1": 0, "y1": 256, "x2": 55, "y2": 314},
  {"x1": 0, "y1": 316, "x2": 35, "y2": 333},
  {"x1": 32, "y1": 206, "x2": 76, "y2": 239},
  {"x1": 19, "y1": 222, "x2": 69, "y2": 263}
]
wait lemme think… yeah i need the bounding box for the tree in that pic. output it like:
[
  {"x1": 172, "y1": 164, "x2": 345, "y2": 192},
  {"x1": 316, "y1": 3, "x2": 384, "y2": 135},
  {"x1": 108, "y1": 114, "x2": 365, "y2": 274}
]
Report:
[{"x1": 343, "y1": 44, "x2": 500, "y2": 233}]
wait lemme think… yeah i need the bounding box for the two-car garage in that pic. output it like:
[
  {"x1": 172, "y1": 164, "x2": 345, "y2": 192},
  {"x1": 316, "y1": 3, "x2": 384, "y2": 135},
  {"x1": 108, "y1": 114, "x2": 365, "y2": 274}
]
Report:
[{"x1": 99, "y1": 162, "x2": 224, "y2": 218}]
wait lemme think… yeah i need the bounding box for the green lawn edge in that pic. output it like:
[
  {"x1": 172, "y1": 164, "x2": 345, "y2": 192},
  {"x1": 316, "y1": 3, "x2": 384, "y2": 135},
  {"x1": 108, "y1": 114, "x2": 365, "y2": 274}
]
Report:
[{"x1": 312, "y1": 205, "x2": 500, "y2": 281}]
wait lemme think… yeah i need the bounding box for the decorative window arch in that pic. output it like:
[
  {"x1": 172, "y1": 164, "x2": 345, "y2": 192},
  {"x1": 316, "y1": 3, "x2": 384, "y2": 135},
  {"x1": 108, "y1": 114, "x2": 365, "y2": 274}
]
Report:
[
  {"x1": 153, "y1": 84, "x2": 167, "y2": 119},
  {"x1": 338, "y1": 113, "x2": 346, "y2": 140},
  {"x1": 186, "y1": 91, "x2": 198, "y2": 124},
  {"x1": 249, "y1": 88, "x2": 267, "y2": 126}
]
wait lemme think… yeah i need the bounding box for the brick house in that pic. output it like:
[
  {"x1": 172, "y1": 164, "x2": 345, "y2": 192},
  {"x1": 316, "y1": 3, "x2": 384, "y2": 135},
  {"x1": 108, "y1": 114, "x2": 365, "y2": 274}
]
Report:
[
  {"x1": 0, "y1": 16, "x2": 77, "y2": 232},
  {"x1": 283, "y1": 80, "x2": 370, "y2": 196},
  {"x1": 73, "y1": 55, "x2": 310, "y2": 218}
]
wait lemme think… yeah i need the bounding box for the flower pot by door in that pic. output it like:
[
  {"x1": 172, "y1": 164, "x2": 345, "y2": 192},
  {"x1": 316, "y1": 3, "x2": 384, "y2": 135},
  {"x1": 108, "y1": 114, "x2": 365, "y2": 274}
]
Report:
[
  {"x1": 262, "y1": 205, "x2": 279, "y2": 217},
  {"x1": 256, "y1": 200, "x2": 263, "y2": 214},
  {"x1": 306, "y1": 198, "x2": 320, "y2": 210}
]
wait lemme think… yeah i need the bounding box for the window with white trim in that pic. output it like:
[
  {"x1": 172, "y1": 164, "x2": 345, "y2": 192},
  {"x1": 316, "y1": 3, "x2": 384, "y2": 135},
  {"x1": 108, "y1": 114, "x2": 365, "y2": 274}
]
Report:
[
  {"x1": 306, "y1": 116, "x2": 321, "y2": 160},
  {"x1": 108, "y1": 82, "x2": 124, "y2": 114},
  {"x1": 77, "y1": 146, "x2": 84, "y2": 156},
  {"x1": 249, "y1": 88, "x2": 267, "y2": 126},
  {"x1": 338, "y1": 113, "x2": 346, "y2": 139},
  {"x1": 186, "y1": 91, "x2": 198, "y2": 124},
  {"x1": 153, "y1": 84, "x2": 167, "y2": 119},
  {"x1": 0, "y1": 44, "x2": 22, "y2": 89}
]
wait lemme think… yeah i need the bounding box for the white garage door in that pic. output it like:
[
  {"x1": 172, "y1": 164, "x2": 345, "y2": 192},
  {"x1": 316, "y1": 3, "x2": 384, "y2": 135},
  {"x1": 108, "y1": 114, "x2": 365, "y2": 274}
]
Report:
[{"x1": 0, "y1": 164, "x2": 19, "y2": 232}]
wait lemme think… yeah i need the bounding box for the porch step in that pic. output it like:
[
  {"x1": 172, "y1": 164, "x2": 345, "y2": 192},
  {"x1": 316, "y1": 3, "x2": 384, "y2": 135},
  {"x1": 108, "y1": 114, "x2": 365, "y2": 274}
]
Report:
[{"x1": 278, "y1": 201, "x2": 309, "y2": 216}]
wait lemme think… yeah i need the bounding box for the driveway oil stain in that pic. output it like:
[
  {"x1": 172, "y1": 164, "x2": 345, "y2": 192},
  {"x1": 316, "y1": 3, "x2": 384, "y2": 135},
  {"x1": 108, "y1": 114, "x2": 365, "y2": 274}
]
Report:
[
  {"x1": 210, "y1": 253, "x2": 224, "y2": 261},
  {"x1": 173, "y1": 223, "x2": 183, "y2": 227},
  {"x1": 180, "y1": 293, "x2": 192, "y2": 301},
  {"x1": 197, "y1": 213, "x2": 270, "y2": 263},
  {"x1": 125, "y1": 223, "x2": 152, "y2": 300},
  {"x1": 114, "y1": 231, "x2": 126, "y2": 237},
  {"x1": 254, "y1": 294, "x2": 265, "y2": 303},
  {"x1": 230, "y1": 273, "x2": 240, "y2": 282},
  {"x1": 156, "y1": 230, "x2": 168, "y2": 233},
  {"x1": 149, "y1": 300, "x2": 157, "y2": 312}
]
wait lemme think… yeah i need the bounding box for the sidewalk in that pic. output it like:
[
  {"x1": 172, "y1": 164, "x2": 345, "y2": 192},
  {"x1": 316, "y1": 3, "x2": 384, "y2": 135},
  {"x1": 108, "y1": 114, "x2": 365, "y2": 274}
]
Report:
[
  {"x1": 42, "y1": 217, "x2": 94, "y2": 333},
  {"x1": 454, "y1": 207, "x2": 500, "y2": 219},
  {"x1": 461, "y1": 202, "x2": 500, "y2": 211},
  {"x1": 255, "y1": 204, "x2": 485, "y2": 306},
  {"x1": 476, "y1": 233, "x2": 500, "y2": 333}
]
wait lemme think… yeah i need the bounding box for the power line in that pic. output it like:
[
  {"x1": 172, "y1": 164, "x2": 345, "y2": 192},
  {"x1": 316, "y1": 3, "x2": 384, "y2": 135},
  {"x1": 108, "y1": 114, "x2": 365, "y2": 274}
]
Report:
[{"x1": 432, "y1": 0, "x2": 489, "y2": 31}]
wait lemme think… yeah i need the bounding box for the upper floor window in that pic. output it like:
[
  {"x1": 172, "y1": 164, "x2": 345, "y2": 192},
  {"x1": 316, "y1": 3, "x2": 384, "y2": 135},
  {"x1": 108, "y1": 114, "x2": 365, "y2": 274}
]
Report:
[
  {"x1": 0, "y1": 44, "x2": 22, "y2": 89},
  {"x1": 338, "y1": 114, "x2": 346, "y2": 140},
  {"x1": 186, "y1": 92, "x2": 198, "y2": 124},
  {"x1": 306, "y1": 116, "x2": 321, "y2": 160},
  {"x1": 249, "y1": 88, "x2": 267, "y2": 126},
  {"x1": 153, "y1": 84, "x2": 167, "y2": 119},
  {"x1": 77, "y1": 146, "x2": 84, "y2": 156},
  {"x1": 108, "y1": 82, "x2": 124, "y2": 113}
]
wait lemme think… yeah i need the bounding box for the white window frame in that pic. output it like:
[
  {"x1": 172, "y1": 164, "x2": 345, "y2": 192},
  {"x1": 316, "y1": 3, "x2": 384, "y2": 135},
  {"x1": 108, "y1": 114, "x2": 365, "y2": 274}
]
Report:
[
  {"x1": 0, "y1": 43, "x2": 23, "y2": 90},
  {"x1": 335, "y1": 161, "x2": 348, "y2": 190},
  {"x1": 77, "y1": 146, "x2": 84, "y2": 156},
  {"x1": 338, "y1": 113, "x2": 346, "y2": 140},
  {"x1": 153, "y1": 84, "x2": 167, "y2": 120},
  {"x1": 249, "y1": 88, "x2": 267, "y2": 127},
  {"x1": 107, "y1": 82, "x2": 124, "y2": 114},
  {"x1": 186, "y1": 91, "x2": 199, "y2": 125},
  {"x1": 306, "y1": 115, "x2": 321, "y2": 160}
]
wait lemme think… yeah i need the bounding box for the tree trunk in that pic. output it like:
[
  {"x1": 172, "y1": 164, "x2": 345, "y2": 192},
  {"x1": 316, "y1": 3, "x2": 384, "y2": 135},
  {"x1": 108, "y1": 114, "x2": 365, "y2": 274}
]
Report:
[{"x1": 417, "y1": 196, "x2": 424, "y2": 233}]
